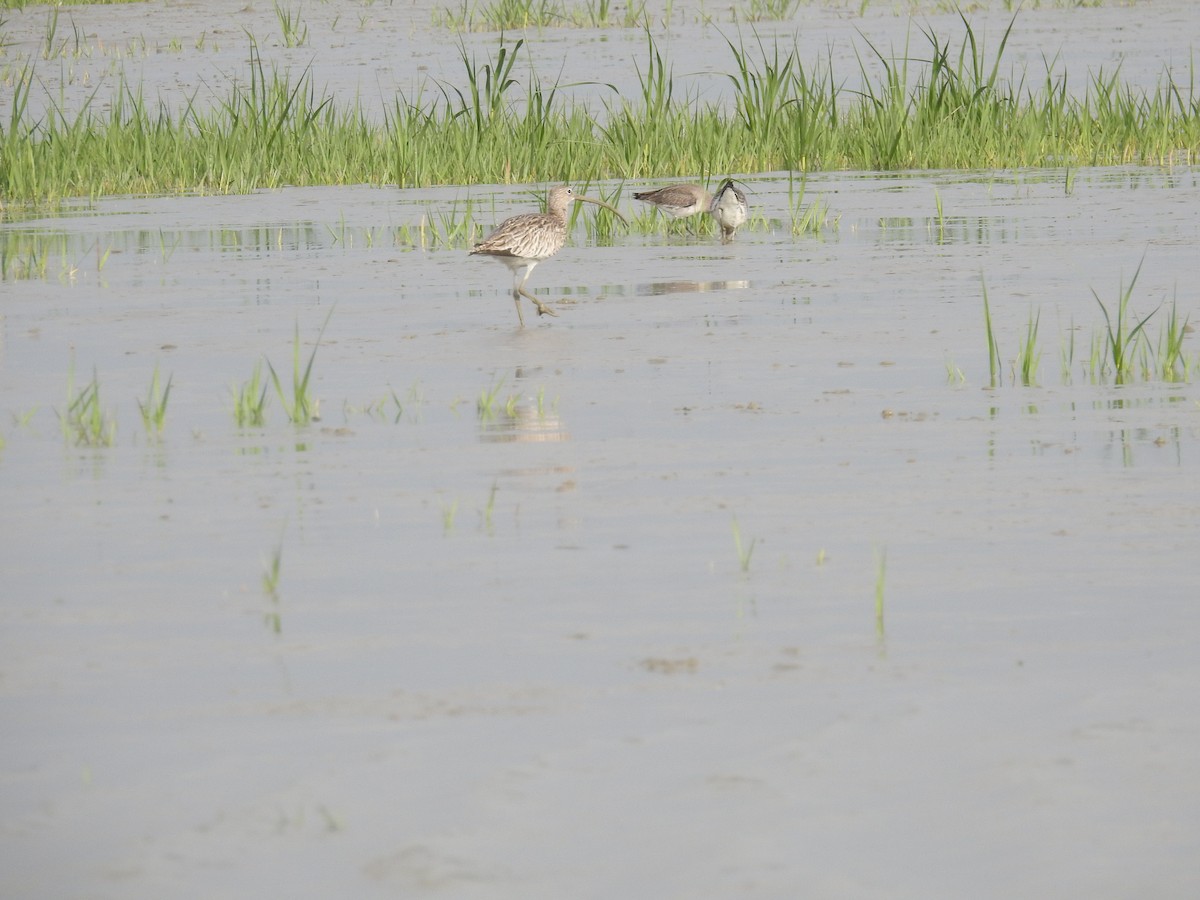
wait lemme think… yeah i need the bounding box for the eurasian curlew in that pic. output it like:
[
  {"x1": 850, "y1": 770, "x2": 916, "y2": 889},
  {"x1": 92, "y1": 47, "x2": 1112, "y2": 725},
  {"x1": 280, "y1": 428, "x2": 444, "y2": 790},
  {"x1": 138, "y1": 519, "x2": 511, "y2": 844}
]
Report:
[{"x1": 470, "y1": 185, "x2": 626, "y2": 326}]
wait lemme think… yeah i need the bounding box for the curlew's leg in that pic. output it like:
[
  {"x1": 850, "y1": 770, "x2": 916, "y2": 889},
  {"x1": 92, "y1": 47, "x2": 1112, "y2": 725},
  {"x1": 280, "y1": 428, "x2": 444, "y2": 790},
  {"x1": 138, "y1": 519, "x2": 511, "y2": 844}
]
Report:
[
  {"x1": 511, "y1": 288, "x2": 526, "y2": 327},
  {"x1": 510, "y1": 266, "x2": 532, "y2": 327},
  {"x1": 512, "y1": 263, "x2": 557, "y2": 324},
  {"x1": 518, "y1": 288, "x2": 558, "y2": 319}
]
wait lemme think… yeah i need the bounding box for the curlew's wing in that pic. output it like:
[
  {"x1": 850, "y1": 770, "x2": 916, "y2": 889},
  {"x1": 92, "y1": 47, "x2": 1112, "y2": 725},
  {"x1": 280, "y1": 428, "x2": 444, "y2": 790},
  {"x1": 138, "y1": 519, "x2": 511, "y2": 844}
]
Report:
[{"x1": 471, "y1": 212, "x2": 566, "y2": 261}]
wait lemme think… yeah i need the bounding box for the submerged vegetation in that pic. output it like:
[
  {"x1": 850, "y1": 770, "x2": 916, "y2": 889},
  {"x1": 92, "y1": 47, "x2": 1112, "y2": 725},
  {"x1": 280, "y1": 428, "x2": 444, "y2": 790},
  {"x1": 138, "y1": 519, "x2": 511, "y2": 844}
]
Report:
[
  {"x1": 232, "y1": 362, "x2": 270, "y2": 429},
  {"x1": 265, "y1": 310, "x2": 333, "y2": 426},
  {"x1": 58, "y1": 365, "x2": 116, "y2": 447},
  {"x1": 136, "y1": 365, "x2": 172, "y2": 439},
  {"x1": 731, "y1": 516, "x2": 758, "y2": 573},
  {"x1": 2, "y1": 16, "x2": 1198, "y2": 212}
]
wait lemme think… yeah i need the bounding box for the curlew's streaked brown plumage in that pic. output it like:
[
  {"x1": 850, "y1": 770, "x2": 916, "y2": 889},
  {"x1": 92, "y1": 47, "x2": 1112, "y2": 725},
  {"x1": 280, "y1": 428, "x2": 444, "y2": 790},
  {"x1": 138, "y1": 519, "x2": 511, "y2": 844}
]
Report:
[
  {"x1": 709, "y1": 178, "x2": 749, "y2": 243},
  {"x1": 634, "y1": 179, "x2": 749, "y2": 242},
  {"x1": 470, "y1": 185, "x2": 626, "y2": 327}
]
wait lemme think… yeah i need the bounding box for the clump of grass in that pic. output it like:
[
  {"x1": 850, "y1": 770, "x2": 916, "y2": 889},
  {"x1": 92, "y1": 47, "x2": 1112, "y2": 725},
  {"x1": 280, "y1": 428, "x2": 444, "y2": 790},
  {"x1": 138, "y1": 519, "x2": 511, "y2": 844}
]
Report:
[
  {"x1": 137, "y1": 365, "x2": 172, "y2": 439},
  {"x1": 262, "y1": 544, "x2": 282, "y2": 600},
  {"x1": 403, "y1": 200, "x2": 482, "y2": 251},
  {"x1": 157, "y1": 229, "x2": 182, "y2": 264},
  {"x1": 441, "y1": 36, "x2": 522, "y2": 137},
  {"x1": 629, "y1": 202, "x2": 716, "y2": 239},
  {"x1": 476, "y1": 377, "x2": 507, "y2": 421},
  {"x1": 1155, "y1": 297, "x2": 1191, "y2": 382},
  {"x1": 731, "y1": 516, "x2": 757, "y2": 573},
  {"x1": 40, "y1": 7, "x2": 85, "y2": 60},
  {"x1": 0, "y1": 231, "x2": 88, "y2": 281},
  {"x1": 92, "y1": 240, "x2": 112, "y2": 273},
  {"x1": 6, "y1": 21, "x2": 1200, "y2": 211},
  {"x1": 724, "y1": 31, "x2": 798, "y2": 150},
  {"x1": 981, "y1": 276, "x2": 1003, "y2": 388},
  {"x1": 434, "y1": 0, "x2": 653, "y2": 31},
  {"x1": 1016, "y1": 307, "x2": 1042, "y2": 386},
  {"x1": 442, "y1": 499, "x2": 459, "y2": 535},
  {"x1": 1, "y1": 232, "x2": 49, "y2": 280},
  {"x1": 1092, "y1": 255, "x2": 1156, "y2": 385},
  {"x1": 59, "y1": 365, "x2": 116, "y2": 447},
  {"x1": 976, "y1": 259, "x2": 1192, "y2": 388},
  {"x1": 232, "y1": 361, "x2": 269, "y2": 427},
  {"x1": 392, "y1": 381, "x2": 425, "y2": 423},
  {"x1": 266, "y1": 309, "x2": 333, "y2": 425},
  {"x1": 787, "y1": 172, "x2": 837, "y2": 236},
  {"x1": 342, "y1": 390, "x2": 412, "y2": 422},
  {"x1": 393, "y1": 388, "x2": 412, "y2": 424},
  {"x1": 273, "y1": 1, "x2": 309, "y2": 48},
  {"x1": 1060, "y1": 318, "x2": 1077, "y2": 384},
  {"x1": 739, "y1": 0, "x2": 803, "y2": 23},
  {"x1": 576, "y1": 0, "x2": 652, "y2": 28},
  {"x1": 574, "y1": 182, "x2": 627, "y2": 244},
  {"x1": 476, "y1": 0, "x2": 557, "y2": 31},
  {"x1": 945, "y1": 358, "x2": 966, "y2": 386}
]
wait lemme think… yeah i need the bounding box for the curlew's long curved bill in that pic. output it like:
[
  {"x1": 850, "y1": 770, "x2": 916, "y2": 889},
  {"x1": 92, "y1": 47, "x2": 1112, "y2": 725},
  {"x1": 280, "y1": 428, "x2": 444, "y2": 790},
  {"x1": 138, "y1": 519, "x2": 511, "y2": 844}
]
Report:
[{"x1": 572, "y1": 194, "x2": 629, "y2": 226}]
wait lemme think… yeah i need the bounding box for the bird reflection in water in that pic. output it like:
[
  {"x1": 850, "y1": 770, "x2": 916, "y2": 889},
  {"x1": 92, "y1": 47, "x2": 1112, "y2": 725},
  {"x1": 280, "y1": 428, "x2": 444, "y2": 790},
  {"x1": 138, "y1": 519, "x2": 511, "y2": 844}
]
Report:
[{"x1": 638, "y1": 279, "x2": 751, "y2": 296}]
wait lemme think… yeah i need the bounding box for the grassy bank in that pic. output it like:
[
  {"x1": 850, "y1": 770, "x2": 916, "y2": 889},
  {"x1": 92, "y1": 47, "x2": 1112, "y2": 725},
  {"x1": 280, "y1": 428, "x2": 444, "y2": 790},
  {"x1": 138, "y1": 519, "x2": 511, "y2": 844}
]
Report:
[{"x1": 2, "y1": 17, "x2": 1198, "y2": 212}]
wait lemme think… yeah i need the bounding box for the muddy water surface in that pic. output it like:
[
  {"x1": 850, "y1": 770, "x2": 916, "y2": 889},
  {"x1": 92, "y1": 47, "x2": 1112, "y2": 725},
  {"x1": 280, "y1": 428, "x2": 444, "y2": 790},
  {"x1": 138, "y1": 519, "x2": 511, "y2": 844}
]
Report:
[{"x1": 3, "y1": 2, "x2": 1200, "y2": 898}]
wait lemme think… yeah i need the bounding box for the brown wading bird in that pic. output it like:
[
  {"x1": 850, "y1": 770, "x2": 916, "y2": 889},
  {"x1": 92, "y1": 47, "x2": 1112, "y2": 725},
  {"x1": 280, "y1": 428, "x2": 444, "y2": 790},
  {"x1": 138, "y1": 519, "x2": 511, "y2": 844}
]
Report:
[
  {"x1": 470, "y1": 185, "x2": 627, "y2": 326},
  {"x1": 633, "y1": 178, "x2": 749, "y2": 243}
]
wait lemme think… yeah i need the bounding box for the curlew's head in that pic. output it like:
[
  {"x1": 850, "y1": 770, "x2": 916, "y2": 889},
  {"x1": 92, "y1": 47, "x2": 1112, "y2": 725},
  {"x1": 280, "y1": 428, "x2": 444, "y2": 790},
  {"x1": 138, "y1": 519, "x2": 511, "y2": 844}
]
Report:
[{"x1": 546, "y1": 185, "x2": 628, "y2": 226}]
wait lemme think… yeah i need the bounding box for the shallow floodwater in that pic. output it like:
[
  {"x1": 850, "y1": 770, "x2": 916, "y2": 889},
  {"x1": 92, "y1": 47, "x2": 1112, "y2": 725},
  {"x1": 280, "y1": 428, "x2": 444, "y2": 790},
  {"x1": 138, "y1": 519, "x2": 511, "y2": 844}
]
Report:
[{"x1": 3, "y1": 3, "x2": 1200, "y2": 899}]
